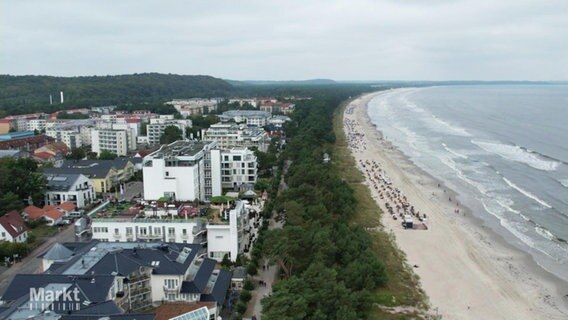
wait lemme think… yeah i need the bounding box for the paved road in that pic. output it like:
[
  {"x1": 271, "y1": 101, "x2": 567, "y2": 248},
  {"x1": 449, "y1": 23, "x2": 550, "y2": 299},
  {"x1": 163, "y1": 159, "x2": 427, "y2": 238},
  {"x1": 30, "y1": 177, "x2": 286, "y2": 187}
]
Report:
[{"x1": 0, "y1": 225, "x2": 75, "y2": 296}]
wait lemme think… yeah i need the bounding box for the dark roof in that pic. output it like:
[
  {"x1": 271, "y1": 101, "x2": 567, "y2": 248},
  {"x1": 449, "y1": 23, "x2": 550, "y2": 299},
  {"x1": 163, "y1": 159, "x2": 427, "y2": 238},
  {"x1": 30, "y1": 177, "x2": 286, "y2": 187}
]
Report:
[
  {"x1": 200, "y1": 269, "x2": 232, "y2": 304},
  {"x1": 44, "y1": 173, "x2": 83, "y2": 192},
  {"x1": 193, "y1": 259, "x2": 216, "y2": 291},
  {"x1": 71, "y1": 300, "x2": 122, "y2": 315},
  {"x1": 1, "y1": 274, "x2": 115, "y2": 302},
  {"x1": 0, "y1": 210, "x2": 28, "y2": 238},
  {"x1": 60, "y1": 314, "x2": 155, "y2": 320},
  {"x1": 44, "y1": 158, "x2": 134, "y2": 179},
  {"x1": 43, "y1": 243, "x2": 74, "y2": 261},
  {"x1": 180, "y1": 258, "x2": 218, "y2": 296},
  {"x1": 87, "y1": 250, "x2": 152, "y2": 276}
]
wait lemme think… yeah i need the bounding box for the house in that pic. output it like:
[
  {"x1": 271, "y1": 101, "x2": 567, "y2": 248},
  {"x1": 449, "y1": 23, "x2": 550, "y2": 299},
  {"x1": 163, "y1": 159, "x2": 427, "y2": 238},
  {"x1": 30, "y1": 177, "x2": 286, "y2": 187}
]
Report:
[
  {"x1": 206, "y1": 201, "x2": 249, "y2": 262},
  {"x1": 35, "y1": 241, "x2": 232, "y2": 316},
  {"x1": 44, "y1": 173, "x2": 95, "y2": 208},
  {"x1": 32, "y1": 142, "x2": 70, "y2": 165},
  {"x1": 44, "y1": 158, "x2": 137, "y2": 194},
  {"x1": 0, "y1": 134, "x2": 55, "y2": 152},
  {"x1": 22, "y1": 202, "x2": 75, "y2": 226},
  {"x1": 0, "y1": 211, "x2": 28, "y2": 243}
]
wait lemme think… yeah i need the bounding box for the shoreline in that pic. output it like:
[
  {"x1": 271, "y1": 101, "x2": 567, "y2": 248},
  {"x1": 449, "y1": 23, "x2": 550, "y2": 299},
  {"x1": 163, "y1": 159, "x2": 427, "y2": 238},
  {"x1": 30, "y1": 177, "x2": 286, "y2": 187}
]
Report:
[{"x1": 344, "y1": 91, "x2": 568, "y2": 319}]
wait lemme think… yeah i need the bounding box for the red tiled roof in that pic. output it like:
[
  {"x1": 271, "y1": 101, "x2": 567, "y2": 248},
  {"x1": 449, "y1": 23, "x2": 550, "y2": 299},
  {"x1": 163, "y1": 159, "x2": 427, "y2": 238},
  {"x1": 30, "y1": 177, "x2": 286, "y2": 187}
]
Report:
[
  {"x1": 23, "y1": 205, "x2": 45, "y2": 220},
  {"x1": 43, "y1": 205, "x2": 57, "y2": 212},
  {"x1": 33, "y1": 152, "x2": 55, "y2": 160},
  {"x1": 0, "y1": 135, "x2": 55, "y2": 150},
  {"x1": 58, "y1": 201, "x2": 76, "y2": 212},
  {"x1": 44, "y1": 209, "x2": 64, "y2": 220},
  {"x1": 0, "y1": 210, "x2": 27, "y2": 238}
]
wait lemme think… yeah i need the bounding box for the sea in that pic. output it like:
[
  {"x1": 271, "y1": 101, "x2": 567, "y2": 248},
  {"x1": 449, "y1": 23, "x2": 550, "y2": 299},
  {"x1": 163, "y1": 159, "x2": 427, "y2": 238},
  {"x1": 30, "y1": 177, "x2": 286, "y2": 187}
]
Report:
[{"x1": 367, "y1": 85, "x2": 568, "y2": 282}]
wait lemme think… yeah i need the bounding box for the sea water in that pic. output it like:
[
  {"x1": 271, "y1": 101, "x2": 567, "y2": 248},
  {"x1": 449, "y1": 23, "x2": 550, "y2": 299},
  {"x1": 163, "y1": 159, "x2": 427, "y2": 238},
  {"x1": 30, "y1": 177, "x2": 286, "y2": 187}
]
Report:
[{"x1": 367, "y1": 85, "x2": 568, "y2": 281}]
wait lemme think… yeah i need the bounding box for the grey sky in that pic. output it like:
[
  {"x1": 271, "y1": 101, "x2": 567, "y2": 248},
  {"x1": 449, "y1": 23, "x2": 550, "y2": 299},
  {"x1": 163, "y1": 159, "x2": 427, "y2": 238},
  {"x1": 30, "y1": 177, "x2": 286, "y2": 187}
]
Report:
[{"x1": 1, "y1": 0, "x2": 567, "y2": 80}]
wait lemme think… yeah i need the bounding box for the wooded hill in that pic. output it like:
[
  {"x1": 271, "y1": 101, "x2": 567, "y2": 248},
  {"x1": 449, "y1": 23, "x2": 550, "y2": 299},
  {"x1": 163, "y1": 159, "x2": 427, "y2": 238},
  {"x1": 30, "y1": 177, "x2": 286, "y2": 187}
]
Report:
[{"x1": 0, "y1": 73, "x2": 235, "y2": 117}]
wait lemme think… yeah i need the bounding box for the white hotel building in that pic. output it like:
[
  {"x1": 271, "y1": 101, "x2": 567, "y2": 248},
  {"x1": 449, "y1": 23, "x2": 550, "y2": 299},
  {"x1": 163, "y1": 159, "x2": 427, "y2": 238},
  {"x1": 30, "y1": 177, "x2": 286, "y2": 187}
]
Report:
[
  {"x1": 142, "y1": 141, "x2": 257, "y2": 202},
  {"x1": 201, "y1": 123, "x2": 269, "y2": 152}
]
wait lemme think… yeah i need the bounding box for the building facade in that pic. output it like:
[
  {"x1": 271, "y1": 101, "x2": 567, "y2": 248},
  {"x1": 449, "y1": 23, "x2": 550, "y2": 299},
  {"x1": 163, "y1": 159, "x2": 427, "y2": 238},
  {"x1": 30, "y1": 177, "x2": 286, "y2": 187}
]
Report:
[
  {"x1": 91, "y1": 128, "x2": 129, "y2": 156},
  {"x1": 201, "y1": 123, "x2": 269, "y2": 152},
  {"x1": 44, "y1": 173, "x2": 96, "y2": 208}
]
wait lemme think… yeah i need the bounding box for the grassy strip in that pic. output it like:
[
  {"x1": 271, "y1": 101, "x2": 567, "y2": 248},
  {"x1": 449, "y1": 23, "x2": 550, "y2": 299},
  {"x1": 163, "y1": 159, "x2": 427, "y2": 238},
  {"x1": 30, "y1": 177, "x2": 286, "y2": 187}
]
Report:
[{"x1": 332, "y1": 98, "x2": 429, "y2": 318}]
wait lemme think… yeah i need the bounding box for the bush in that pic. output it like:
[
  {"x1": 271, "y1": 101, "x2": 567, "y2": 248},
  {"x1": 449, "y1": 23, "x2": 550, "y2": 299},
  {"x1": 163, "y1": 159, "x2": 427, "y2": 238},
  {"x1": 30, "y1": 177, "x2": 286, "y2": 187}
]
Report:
[
  {"x1": 243, "y1": 279, "x2": 254, "y2": 291},
  {"x1": 236, "y1": 301, "x2": 247, "y2": 314},
  {"x1": 246, "y1": 263, "x2": 258, "y2": 276},
  {"x1": 239, "y1": 289, "x2": 252, "y2": 303}
]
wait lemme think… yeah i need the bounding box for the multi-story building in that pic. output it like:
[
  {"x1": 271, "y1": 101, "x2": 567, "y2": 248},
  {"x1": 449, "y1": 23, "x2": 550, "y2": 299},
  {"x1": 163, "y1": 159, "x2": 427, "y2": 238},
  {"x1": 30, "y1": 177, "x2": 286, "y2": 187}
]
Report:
[
  {"x1": 91, "y1": 217, "x2": 207, "y2": 245},
  {"x1": 91, "y1": 128, "x2": 129, "y2": 156},
  {"x1": 166, "y1": 98, "x2": 220, "y2": 117},
  {"x1": 143, "y1": 141, "x2": 257, "y2": 201},
  {"x1": 44, "y1": 158, "x2": 137, "y2": 194},
  {"x1": 146, "y1": 115, "x2": 192, "y2": 146},
  {"x1": 218, "y1": 110, "x2": 271, "y2": 127},
  {"x1": 259, "y1": 100, "x2": 296, "y2": 114},
  {"x1": 201, "y1": 123, "x2": 269, "y2": 152},
  {"x1": 26, "y1": 119, "x2": 47, "y2": 132},
  {"x1": 46, "y1": 120, "x2": 95, "y2": 148},
  {"x1": 44, "y1": 173, "x2": 96, "y2": 208},
  {"x1": 227, "y1": 98, "x2": 259, "y2": 108},
  {"x1": 210, "y1": 147, "x2": 257, "y2": 191},
  {"x1": 9, "y1": 241, "x2": 231, "y2": 316},
  {"x1": 207, "y1": 201, "x2": 249, "y2": 262},
  {"x1": 143, "y1": 140, "x2": 216, "y2": 201}
]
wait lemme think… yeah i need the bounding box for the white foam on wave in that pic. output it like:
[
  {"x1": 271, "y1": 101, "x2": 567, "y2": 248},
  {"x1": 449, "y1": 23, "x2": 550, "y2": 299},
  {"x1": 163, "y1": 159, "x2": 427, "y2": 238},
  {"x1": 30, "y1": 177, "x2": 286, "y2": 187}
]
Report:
[
  {"x1": 502, "y1": 177, "x2": 552, "y2": 209},
  {"x1": 560, "y1": 179, "x2": 568, "y2": 188},
  {"x1": 535, "y1": 226, "x2": 556, "y2": 241},
  {"x1": 430, "y1": 115, "x2": 472, "y2": 137},
  {"x1": 471, "y1": 139, "x2": 560, "y2": 171},
  {"x1": 441, "y1": 142, "x2": 468, "y2": 159}
]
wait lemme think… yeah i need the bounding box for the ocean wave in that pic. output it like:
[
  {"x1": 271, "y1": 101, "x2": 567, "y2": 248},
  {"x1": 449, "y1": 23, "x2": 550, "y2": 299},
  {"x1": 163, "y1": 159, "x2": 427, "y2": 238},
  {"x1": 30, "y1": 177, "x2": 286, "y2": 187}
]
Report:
[
  {"x1": 559, "y1": 179, "x2": 568, "y2": 188},
  {"x1": 502, "y1": 177, "x2": 552, "y2": 209},
  {"x1": 430, "y1": 115, "x2": 472, "y2": 137},
  {"x1": 471, "y1": 139, "x2": 561, "y2": 171},
  {"x1": 441, "y1": 142, "x2": 468, "y2": 159},
  {"x1": 535, "y1": 225, "x2": 556, "y2": 241}
]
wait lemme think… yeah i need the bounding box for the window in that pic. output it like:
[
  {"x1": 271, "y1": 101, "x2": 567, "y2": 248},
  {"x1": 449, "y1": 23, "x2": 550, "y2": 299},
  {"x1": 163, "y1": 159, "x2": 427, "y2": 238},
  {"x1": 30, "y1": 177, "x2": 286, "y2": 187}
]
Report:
[
  {"x1": 114, "y1": 228, "x2": 119, "y2": 234},
  {"x1": 126, "y1": 227, "x2": 133, "y2": 235},
  {"x1": 168, "y1": 227, "x2": 175, "y2": 235},
  {"x1": 233, "y1": 155, "x2": 241, "y2": 161},
  {"x1": 182, "y1": 229, "x2": 187, "y2": 235}
]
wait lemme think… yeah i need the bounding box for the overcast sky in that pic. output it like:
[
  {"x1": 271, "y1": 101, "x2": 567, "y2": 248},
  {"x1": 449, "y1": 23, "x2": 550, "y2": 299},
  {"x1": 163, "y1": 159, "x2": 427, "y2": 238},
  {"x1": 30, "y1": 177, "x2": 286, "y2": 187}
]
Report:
[{"x1": 1, "y1": 0, "x2": 567, "y2": 81}]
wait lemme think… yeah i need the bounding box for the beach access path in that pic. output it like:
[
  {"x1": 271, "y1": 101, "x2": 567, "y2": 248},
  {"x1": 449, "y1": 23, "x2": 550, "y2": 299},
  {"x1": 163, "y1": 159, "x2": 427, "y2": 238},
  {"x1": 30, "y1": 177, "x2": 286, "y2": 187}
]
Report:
[{"x1": 344, "y1": 92, "x2": 568, "y2": 320}]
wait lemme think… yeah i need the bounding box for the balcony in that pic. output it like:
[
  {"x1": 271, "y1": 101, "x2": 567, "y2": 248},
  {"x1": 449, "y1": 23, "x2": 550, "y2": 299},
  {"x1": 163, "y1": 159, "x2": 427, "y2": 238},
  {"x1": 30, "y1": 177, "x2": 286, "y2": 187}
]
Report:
[
  {"x1": 130, "y1": 286, "x2": 151, "y2": 296},
  {"x1": 136, "y1": 233, "x2": 162, "y2": 240},
  {"x1": 126, "y1": 233, "x2": 134, "y2": 240},
  {"x1": 181, "y1": 233, "x2": 189, "y2": 239},
  {"x1": 113, "y1": 233, "x2": 121, "y2": 239},
  {"x1": 163, "y1": 284, "x2": 180, "y2": 293},
  {"x1": 128, "y1": 273, "x2": 150, "y2": 284}
]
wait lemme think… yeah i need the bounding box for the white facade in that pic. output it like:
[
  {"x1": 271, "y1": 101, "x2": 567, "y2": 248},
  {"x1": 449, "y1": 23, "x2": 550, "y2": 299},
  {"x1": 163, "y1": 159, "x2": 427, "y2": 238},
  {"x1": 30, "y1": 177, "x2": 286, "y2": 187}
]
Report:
[
  {"x1": 202, "y1": 123, "x2": 269, "y2": 152},
  {"x1": 207, "y1": 201, "x2": 247, "y2": 262},
  {"x1": 44, "y1": 174, "x2": 96, "y2": 208},
  {"x1": 46, "y1": 120, "x2": 94, "y2": 148},
  {"x1": 91, "y1": 219, "x2": 206, "y2": 244},
  {"x1": 147, "y1": 116, "x2": 192, "y2": 145},
  {"x1": 166, "y1": 99, "x2": 219, "y2": 117},
  {"x1": 27, "y1": 119, "x2": 46, "y2": 132},
  {"x1": 143, "y1": 141, "x2": 217, "y2": 201},
  {"x1": 91, "y1": 128, "x2": 129, "y2": 156},
  {"x1": 219, "y1": 110, "x2": 271, "y2": 127},
  {"x1": 212, "y1": 147, "x2": 257, "y2": 190}
]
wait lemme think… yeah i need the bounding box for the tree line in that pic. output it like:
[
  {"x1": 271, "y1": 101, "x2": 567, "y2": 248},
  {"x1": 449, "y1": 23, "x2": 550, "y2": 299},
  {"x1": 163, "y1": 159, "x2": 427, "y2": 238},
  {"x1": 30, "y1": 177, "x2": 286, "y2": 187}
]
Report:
[{"x1": 256, "y1": 87, "x2": 388, "y2": 319}]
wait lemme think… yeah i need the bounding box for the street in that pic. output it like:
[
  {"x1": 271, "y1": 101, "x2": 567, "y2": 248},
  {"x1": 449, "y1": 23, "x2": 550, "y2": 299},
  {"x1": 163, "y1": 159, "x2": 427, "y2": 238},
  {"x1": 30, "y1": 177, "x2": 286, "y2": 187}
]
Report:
[{"x1": 0, "y1": 224, "x2": 76, "y2": 296}]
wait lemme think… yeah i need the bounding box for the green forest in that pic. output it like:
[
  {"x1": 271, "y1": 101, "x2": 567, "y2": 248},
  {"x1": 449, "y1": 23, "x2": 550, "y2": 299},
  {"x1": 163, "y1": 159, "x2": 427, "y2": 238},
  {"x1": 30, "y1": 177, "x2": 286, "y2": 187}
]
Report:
[{"x1": 0, "y1": 73, "x2": 235, "y2": 117}]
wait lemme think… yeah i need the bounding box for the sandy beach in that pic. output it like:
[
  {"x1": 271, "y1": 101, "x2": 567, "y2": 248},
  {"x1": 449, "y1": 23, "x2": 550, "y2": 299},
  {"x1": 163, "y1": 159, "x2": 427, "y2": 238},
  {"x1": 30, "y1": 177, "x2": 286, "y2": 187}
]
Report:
[{"x1": 344, "y1": 91, "x2": 568, "y2": 320}]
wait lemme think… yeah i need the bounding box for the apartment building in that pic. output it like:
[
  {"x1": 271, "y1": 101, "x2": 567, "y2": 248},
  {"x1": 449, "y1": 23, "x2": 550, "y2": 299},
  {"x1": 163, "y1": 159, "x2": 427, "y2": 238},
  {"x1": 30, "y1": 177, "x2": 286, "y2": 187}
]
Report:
[
  {"x1": 166, "y1": 98, "x2": 220, "y2": 117},
  {"x1": 91, "y1": 128, "x2": 129, "y2": 156},
  {"x1": 201, "y1": 123, "x2": 269, "y2": 152},
  {"x1": 0, "y1": 240, "x2": 230, "y2": 319},
  {"x1": 207, "y1": 201, "x2": 248, "y2": 262},
  {"x1": 143, "y1": 140, "x2": 216, "y2": 201},
  {"x1": 210, "y1": 147, "x2": 257, "y2": 191},
  {"x1": 218, "y1": 110, "x2": 271, "y2": 127},
  {"x1": 43, "y1": 173, "x2": 96, "y2": 208},
  {"x1": 146, "y1": 115, "x2": 192, "y2": 145},
  {"x1": 26, "y1": 119, "x2": 47, "y2": 131},
  {"x1": 46, "y1": 120, "x2": 95, "y2": 148},
  {"x1": 91, "y1": 218, "x2": 207, "y2": 245}
]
